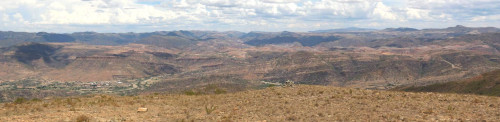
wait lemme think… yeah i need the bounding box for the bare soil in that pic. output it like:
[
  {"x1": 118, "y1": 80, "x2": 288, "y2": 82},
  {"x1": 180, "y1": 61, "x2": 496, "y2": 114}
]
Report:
[{"x1": 1, "y1": 85, "x2": 499, "y2": 121}]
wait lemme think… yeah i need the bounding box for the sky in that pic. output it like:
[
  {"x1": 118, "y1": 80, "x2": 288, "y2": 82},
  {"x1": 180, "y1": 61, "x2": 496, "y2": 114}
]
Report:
[{"x1": 0, "y1": 0, "x2": 499, "y2": 33}]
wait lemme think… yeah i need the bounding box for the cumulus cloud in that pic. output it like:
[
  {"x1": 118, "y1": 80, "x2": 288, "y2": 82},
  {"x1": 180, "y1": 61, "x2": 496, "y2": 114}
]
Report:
[
  {"x1": 0, "y1": 0, "x2": 175, "y2": 25},
  {"x1": 407, "y1": 0, "x2": 500, "y2": 20},
  {"x1": 471, "y1": 14, "x2": 500, "y2": 21},
  {"x1": 0, "y1": 0, "x2": 498, "y2": 32}
]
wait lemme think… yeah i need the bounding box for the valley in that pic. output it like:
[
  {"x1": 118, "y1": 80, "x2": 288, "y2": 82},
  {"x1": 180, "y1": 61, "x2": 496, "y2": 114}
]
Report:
[
  {"x1": 1, "y1": 26, "x2": 500, "y2": 102},
  {"x1": 3, "y1": 0, "x2": 500, "y2": 121}
]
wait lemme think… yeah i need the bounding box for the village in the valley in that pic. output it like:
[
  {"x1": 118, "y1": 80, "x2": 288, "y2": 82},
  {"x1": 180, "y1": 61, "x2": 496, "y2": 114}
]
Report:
[{"x1": 0, "y1": 74, "x2": 168, "y2": 97}]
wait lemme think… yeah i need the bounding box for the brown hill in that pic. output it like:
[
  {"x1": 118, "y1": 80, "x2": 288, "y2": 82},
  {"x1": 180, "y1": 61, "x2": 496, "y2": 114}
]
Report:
[
  {"x1": 135, "y1": 35, "x2": 195, "y2": 49},
  {"x1": 0, "y1": 43, "x2": 179, "y2": 82},
  {"x1": 1, "y1": 85, "x2": 499, "y2": 121},
  {"x1": 42, "y1": 56, "x2": 178, "y2": 81},
  {"x1": 2, "y1": 39, "x2": 500, "y2": 90},
  {"x1": 398, "y1": 69, "x2": 500, "y2": 96},
  {"x1": 1, "y1": 30, "x2": 500, "y2": 91},
  {"x1": 237, "y1": 50, "x2": 500, "y2": 89}
]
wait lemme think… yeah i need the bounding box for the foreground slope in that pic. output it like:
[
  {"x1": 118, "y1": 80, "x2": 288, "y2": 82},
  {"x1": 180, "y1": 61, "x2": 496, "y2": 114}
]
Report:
[
  {"x1": 399, "y1": 69, "x2": 500, "y2": 96},
  {"x1": 1, "y1": 85, "x2": 499, "y2": 121}
]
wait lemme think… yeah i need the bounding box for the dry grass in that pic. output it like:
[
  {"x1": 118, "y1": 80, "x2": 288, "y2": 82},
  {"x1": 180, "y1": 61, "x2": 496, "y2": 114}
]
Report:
[{"x1": 1, "y1": 85, "x2": 500, "y2": 121}]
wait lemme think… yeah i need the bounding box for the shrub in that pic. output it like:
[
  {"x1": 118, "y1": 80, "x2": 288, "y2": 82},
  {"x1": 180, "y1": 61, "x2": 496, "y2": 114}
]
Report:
[
  {"x1": 184, "y1": 90, "x2": 201, "y2": 96},
  {"x1": 205, "y1": 105, "x2": 217, "y2": 114},
  {"x1": 214, "y1": 88, "x2": 227, "y2": 94},
  {"x1": 76, "y1": 115, "x2": 90, "y2": 122},
  {"x1": 14, "y1": 98, "x2": 26, "y2": 104},
  {"x1": 286, "y1": 116, "x2": 298, "y2": 121},
  {"x1": 66, "y1": 98, "x2": 76, "y2": 106}
]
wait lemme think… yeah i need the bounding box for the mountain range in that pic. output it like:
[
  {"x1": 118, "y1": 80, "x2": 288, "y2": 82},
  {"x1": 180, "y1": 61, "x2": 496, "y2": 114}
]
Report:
[{"x1": 1, "y1": 25, "x2": 500, "y2": 101}]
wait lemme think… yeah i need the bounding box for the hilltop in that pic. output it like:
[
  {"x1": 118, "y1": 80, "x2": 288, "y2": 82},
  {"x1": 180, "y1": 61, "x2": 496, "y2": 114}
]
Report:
[{"x1": 1, "y1": 85, "x2": 499, "y2": 121}]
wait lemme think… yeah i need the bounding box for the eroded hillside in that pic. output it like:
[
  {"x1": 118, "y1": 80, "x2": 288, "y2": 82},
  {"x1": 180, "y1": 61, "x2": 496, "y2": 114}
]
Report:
[
  {"x1": 0, "y1": 26, "x2": 500, "y2": 101},
  {"x1": 0, "y1": 43, "x2": 179, "y2": 82},
  {"x1": 398, "y1": 69, "x2": 500, "y2": 96}
]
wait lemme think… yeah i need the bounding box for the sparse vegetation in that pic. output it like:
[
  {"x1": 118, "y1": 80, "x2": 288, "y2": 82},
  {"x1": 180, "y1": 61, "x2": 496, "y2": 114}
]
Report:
[
  {"x1": 205, "y1": 105, "x2": 217, "y2": 114},
  {"x1": 0, "y1": 85, "x2": 499, "y2": 121},
  {"x1": 1, "y1": 28, "x2": 500, "y2": 121},
  {"x1": 184, "y1": 90, "x2": 202, "y2": 96},
  {"x1": 214, "y1": 88, "x2": 227, "y2": 94},
  {"x1": 13, "y1": 98, "x2": 26, "y2": 104},
  {"x1": 399, "y1": 69, "x2": 500, "y2": 96}
]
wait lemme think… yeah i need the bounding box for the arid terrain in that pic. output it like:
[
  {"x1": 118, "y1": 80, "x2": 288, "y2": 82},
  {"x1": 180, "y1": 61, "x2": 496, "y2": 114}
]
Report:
[
  {"x1": 0, "y1": 26, "x2": 500, "y2": 121},
  {"x1": 398, "y1": 69, "x2": 500, "y2": 96},
  {"x1": 1, "y1": 85, "x2": 499, "y2": 121},
  {"x1": 2, "y1": 0, "x2": 500, "y2": 121},
  {"x1": 1, "y1": 26, "x2": 500, "y2": 102}
]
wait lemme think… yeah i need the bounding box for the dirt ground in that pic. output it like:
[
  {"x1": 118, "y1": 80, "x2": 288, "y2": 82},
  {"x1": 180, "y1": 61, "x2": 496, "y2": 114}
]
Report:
[{"x1": 1, "y1": 85, "x2": 499, "y2": 121}]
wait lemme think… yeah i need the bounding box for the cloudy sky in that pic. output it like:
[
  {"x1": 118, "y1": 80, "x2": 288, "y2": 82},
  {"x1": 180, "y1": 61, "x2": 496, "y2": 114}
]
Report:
[{"x1": 0, "y1": 0, "x2": 499, "y2": 33}]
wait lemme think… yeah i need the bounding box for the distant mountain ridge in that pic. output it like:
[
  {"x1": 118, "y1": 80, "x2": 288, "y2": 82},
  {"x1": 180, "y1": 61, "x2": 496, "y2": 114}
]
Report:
[
  {"x1": 310, "y1": 27, "x2": 377, "y2": 33},
  {"x1": 2, "y1": 26, "x2": 500, "y2": 99},
  {"x1": 0, "y1": 25, "x2": 498, "y2": 48},
  {"x1": 383, "y1": 27, "x2": 419, "y2": 32},
  {"x1": 0, "y1": 30, "x2": 244, "y2": 47},
  {"x1": 243, "y1": 31, "x2": 342, "y2": 46}
]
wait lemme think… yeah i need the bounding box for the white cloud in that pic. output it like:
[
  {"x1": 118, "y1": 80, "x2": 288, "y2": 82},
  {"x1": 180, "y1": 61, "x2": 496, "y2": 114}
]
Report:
[
  {"x1": 407, "y1": 0, "x2": 500, "y2": 20},
  {"x1": 471, "y1": 14, "x2": 500, "y2": 21},
  {"x1": 260, "y1": 0, "x2": 302, "y2": 3},
  {"x1": 1, "y1": 14, "x2": 9, "y2": 22},
  {"x1": 0, "y1": 0, "x2": 177, "y2": 25},
  {"x1": 371, "y1": 2, "x2": 399, "y2": 20},
  {"x1": 0, "y1": 0, "x2": 498, "y2": 32},
  {"x1": 405, "y1": 8, "x2": 431, "y2": 20}
]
